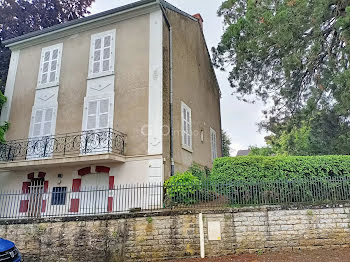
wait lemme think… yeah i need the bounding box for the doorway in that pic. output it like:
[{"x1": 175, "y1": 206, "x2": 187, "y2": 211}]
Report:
[{"x1": 28, "y1": 178, "x2": 44, "y2": 218}]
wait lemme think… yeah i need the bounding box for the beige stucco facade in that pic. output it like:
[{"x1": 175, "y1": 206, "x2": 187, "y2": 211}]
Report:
[
  {"x1": 7, "y1": 14, "x2": 150, "y2": 157},
  {"x1": 162, "y1": 10, "x2": 222, "y2": 177},
  {"x1": 0, "y1": 1, "x2": 222, "y2": 210}
]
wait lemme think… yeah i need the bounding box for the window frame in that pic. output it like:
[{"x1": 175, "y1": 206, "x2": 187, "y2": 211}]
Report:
[
  {"x1": 37, "y1": 43, "x2": 63, "y2": 89},
  {"x1": 88, "y1": 29, "x2": 116, "y2": 79},
  {"x1": 51, "y1": 187, "x2": 67, "y2": 206},
  {"x1": 82, "y1": 94, "x2": 114, "y2": 132},
  {"x1": 210, "y1": 127, "x2": 217, "y2": 162},
  {"x1": 29, "y1": 106, "x2": 57, "y2": 139},
  {"x1": 181, "y1": 101, "x2": 192, "y2": 152}
]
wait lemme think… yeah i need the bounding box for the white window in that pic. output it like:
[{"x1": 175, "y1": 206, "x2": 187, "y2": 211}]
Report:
[
  {"x1": 84, "y1": 97, "x2": 112, "y2": 131},
  {"x1": 181, "y1": 102, "x2": 192, "y2": 151},
  {"x1": 210, "y1": 128, "x2": 217, "y2": 162},
  {"x1": 30, "y1": 107, "x2": 56, "y2": 138},
  {"x1": 88, "y1": 30, "x2": 116, "y2": 78},
  {"x1": 37, "y1": 43, "x2": 63, "y2": 88}
]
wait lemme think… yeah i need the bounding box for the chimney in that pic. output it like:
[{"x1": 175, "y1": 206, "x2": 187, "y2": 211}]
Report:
[{"x1": 193, "y1": 13, "x2": 204, "y2": 29}]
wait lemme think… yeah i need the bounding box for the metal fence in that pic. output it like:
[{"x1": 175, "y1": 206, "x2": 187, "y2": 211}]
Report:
[
  {"x1": 1, "y1": 177, "x2": 350, "y2": 220},
  {"x1": 0, "y1": 128, "x2": 126, "y2": 162}
]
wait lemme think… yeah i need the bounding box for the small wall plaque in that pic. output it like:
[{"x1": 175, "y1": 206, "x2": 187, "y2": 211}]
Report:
[{"x1": 208, "y1": 221, "x2": 221, "y2": 241}]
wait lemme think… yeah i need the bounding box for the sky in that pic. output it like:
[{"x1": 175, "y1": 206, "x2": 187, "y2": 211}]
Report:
[{"x1": 90, "y1": 0, "x2": 267, "y2": 156}]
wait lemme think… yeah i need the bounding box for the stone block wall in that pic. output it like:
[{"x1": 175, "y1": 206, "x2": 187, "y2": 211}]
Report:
[{"x1": 1, "y1": 205, "x2": 350, "y2": 261}]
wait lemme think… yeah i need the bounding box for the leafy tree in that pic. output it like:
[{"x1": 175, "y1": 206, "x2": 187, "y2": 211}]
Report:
[
  {"x1": 214, "y1": 0, "x2": 350, "y2": 155},
  {"x1": 249, "y1": 146, "x2": 275, "y2": 156},
  {"x1": 222, "y1": 130, "x2": 232, "y2": 157},
  {"x1": 0, "y1": 0, "x2": 95, "y2": 90}
]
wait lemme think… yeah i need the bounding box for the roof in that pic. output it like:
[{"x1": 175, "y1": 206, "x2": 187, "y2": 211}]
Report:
[
  {"x1": 3, "y1": 0, "x2": 196, "y2": 46},
  {"x1": 236, "y1": 150, "x2": 251, "y2": 156}
]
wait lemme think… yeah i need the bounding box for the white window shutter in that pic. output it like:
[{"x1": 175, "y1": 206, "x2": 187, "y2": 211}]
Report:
[
  {"x1": 30, "y1": 108, "x2": 56, "y2": 138},
  {"x1": 86, "y1": 100, "x2": 98, "y2": 130},
  {"x1": 98, "y1": 98, "x2": 109, "y2": 129},
  {"x1": 89, "y1": 30, "x2": 115, "y2": 78},
  {"x1": 181, "y1": 102, "x2": 192, "y2": 150},
  {"x1": 32, "y1": 109, "x2": 43, "y2": 137},
  {"x1": 210, "y1": 128, "x2": 217, "y2": 162},
  {"x1": 38, "y1": 44, "x2": 63, "y2": 88}
]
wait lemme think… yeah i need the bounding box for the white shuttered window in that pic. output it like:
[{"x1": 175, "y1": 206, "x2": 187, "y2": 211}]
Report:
[
  {"x1": 38, "y1": 44, "x2": 63, "y2": 88},
  {"x1": 89, "y1": 30, "x2": 116, "y2": 78},
  {"x1": 85, "y1": 97, "x2": 112, "y2": 131},
  {"x1": 210, "y1": 128, "x2": 217, "y2": 162},
  {"x1": 31, "y1": 108, "x2": 56, "y2": 138},
  {"x1": 181, "y1": 102, "x2": 192, "y2": 151}
]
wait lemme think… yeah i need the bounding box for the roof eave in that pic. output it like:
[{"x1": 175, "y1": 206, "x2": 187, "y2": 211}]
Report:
[{"x1": 4, "y1": 0, "x2": 159, "y2": 48}]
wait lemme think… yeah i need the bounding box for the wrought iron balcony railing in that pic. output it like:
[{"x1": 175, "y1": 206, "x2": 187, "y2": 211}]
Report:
[{"x1": 0, "y1": 129, "x2": 126, "y2": 162}]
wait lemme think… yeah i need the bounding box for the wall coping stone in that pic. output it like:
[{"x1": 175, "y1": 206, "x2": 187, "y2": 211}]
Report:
[{"x1": 2, "y1": 202, "x2": 350, "y2": 225}]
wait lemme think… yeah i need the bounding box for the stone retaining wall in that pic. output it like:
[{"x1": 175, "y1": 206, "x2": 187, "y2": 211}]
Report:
[{"x1": 1, "y1": 205, "x2": 350, "y2": 261}]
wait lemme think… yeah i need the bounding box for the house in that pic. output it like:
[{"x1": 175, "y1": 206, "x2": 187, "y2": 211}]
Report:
[
  {"x1": 0, "y1": 0, "x2": 222, "y2": 217},
  {"x1": 236, "y1": 150, "x2": 250, "y2": 156}
]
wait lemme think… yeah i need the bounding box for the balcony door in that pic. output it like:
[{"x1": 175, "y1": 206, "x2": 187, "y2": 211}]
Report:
[
  {"x1": 27, "y1": 107, "x2": 56, "y2": 160},
  {"x1": 79, "y1": 173, "x2": 109, "y2": 214},
  {"x1": 81, "y1": 96, "x2": 113, "y2": 155}
]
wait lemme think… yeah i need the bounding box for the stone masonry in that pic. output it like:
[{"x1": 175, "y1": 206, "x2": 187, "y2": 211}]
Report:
[{"x1": 1, "y1": 205, "x2": 350, "y2": 261}]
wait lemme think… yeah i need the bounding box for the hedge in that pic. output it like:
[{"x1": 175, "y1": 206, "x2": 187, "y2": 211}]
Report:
[{"x1": 211, "y1": 155, "x2": 350, "y2": 183}]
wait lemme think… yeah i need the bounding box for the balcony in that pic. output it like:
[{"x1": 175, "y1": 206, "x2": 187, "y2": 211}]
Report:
[{"x1": 0, "y1": 129, "x2": 127, "y2": 170}]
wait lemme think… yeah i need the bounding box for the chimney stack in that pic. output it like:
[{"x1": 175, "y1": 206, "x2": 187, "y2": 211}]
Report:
[{"x1": 193, "y1": 13, "x2": 204, "y2": 29}]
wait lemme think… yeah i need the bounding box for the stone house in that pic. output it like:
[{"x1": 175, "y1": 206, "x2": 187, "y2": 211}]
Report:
[{"x1": 0, "y1": 0, "x2": 222, "y2": 217}]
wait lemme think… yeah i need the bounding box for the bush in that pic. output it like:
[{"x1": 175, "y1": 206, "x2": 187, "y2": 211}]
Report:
[
  {"x1": 164, "y1": 171, "x2": 201, "y2": 206},
  {"x1": 211, "y1": 155, "x2": 350, "y2": 183}
]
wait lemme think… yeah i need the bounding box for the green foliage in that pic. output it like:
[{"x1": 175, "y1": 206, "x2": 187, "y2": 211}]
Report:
[
  {"x1": 164, "y1": 172, "x2": 201, "y2": 205},
  {"x1": 188, "y1": 163, "x2": 206, "y2": 180},
  {"x1": 214, "y1": 0, "x2": 350, "y2": 155},
  {"x1": 211, "y1": 155, "x2": 350, "y2": 183},
  {"x1": 222, "y1": 130, "x2": 232, "y2": 157},
  {"x1": 249, "y1": 146, "x2": 275, "y2": 156}
]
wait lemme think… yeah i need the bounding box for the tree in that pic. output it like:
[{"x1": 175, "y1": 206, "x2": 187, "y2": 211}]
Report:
[
  {"x1": 214, "y1": 0, "x2": 350, "y2": 155},
  {"x1": 222, "y1": 130, "x2": 232, "y2": 157},
  {"x1": 0, "y1": 0, "x2": 95, "y2": 141},
  {"x1": 0, "y1": 0, "x2": 95, "y2": 90},
  {"x1": 248, "y1": 146, "x2": 275, "y2": 156}
]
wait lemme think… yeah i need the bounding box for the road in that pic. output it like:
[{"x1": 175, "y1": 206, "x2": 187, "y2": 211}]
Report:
[{"x1": 165, "y1": 248, "x2": 350, "y2": 262}]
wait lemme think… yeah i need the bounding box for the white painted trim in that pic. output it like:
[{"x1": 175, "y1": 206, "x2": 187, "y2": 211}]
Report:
[
  {"x1": 88, "y1": 29, "x2": 116, "y2": 79},
  {"x1": 148, "y1": 10, "x2": 163, "y2": 155},
  {"x1": 37, "y1": 43, "x2": 63, "y2": 89},
  {"x1": 0, "y1": 50, "x2": 20, "y2": 126},
  {"x1": 181, "y1": 101, "x2": 193, "y2": 152}
]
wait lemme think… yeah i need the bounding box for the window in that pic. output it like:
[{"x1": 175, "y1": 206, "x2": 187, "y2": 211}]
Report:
[
  {"x1": 181, "y1": 102, "x2": 192, "y2": 151},
  {"x1": 51, "y1": 187, "x2": 67, "y2": 205},
  {"x1": 38, "y1": 44, "x2": 63, "y2": 88},
  {"x1": 85, "y1": 97, "x2": 111, "y2": 131},
  {"x1": 89, "y1": 30, "x2": 116, "y2": 78},
  {"x1": 30, "y1": 107, "x2": 56, "y2": 138},
  {"x1": 210, "y1": 128, "x2": 217, "y2": 162}
]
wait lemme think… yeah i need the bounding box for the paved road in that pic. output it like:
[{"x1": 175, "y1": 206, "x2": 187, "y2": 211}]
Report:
[{"x1": 165, "y1": 248, "x2": 350, "y2": 262}]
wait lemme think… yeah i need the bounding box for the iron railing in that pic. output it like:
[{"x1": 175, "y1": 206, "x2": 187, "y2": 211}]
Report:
[
  {"x1": 0, "y1": 128, "x2": 126, "y2": 162},
  {"x1": 1, "y1": 177, "x2": 350, "y2": 219}
]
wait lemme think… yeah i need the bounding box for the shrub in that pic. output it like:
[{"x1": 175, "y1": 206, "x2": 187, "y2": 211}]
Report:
[
  {"x1": 164, "y1": 171, "x2": 201, "y2": 206},
  {"x1": 211, "y1": 155, "x2": 350, "y2": 183}
]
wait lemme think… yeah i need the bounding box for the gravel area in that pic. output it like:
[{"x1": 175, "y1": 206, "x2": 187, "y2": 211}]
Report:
[{"x1": 164, "y1": 248, "x2": 350, "y2": 262}]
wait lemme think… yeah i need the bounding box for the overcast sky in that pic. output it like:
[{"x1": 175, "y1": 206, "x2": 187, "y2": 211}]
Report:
[{"x1": 90, "y1": 0, "x2": 267, "y2": 155}]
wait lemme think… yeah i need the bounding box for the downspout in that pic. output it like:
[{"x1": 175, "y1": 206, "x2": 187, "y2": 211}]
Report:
[{"x1": 159, "y1": 2, "x2": 175, "y2": 176}]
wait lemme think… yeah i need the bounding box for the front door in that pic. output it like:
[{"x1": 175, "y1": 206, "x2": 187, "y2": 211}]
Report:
[
  {"x1": 80, "y1": 173, "x2": 109, "y2": 214},
  {"x1": 28, "y1": 178, "x2": 44, "y2": 218}
]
